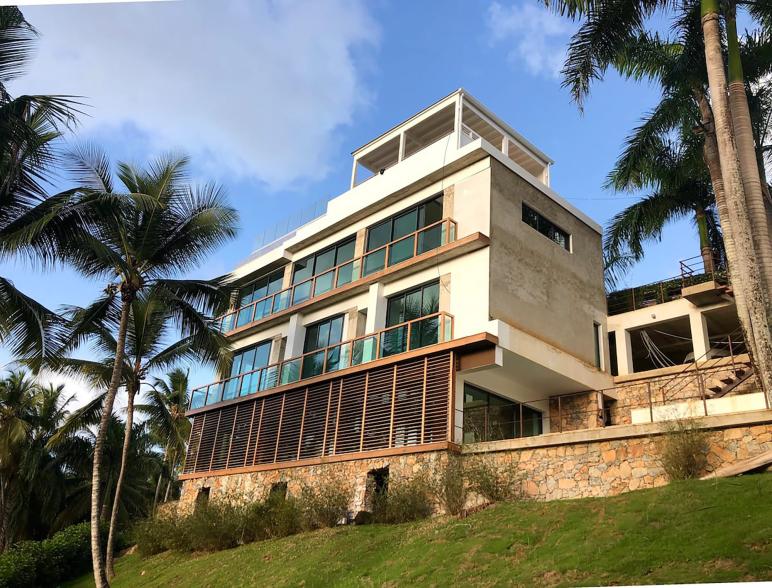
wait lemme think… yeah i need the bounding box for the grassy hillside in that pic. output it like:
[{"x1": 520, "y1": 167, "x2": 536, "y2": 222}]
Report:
[{"x1": 70, "y1": 474, "x2": 772, "y2": 587}]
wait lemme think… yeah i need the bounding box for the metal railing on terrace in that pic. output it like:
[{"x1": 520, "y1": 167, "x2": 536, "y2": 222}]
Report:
[
  {"x1": 606, "y1": 254, "x2": 728, "y2": 316},
  {"x1": 214, "y1": 218, "x2": 458, "y2": 333},
  {"x1": 191, "y1": 311, "x2": 455, "y2": 410}
]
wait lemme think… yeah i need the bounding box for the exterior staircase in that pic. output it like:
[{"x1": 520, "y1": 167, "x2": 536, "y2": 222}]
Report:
[{"x1": 705, "y1": 360, "x2": 754, "y2": 397}]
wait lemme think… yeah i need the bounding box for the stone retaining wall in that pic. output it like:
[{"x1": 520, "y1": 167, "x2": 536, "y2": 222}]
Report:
[{"x1": 178, "y1": 412, "x2": 772, "y2": 513}]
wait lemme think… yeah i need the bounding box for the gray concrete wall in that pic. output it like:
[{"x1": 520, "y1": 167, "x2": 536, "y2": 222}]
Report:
[{"x1": 488, "y1": 159, "x2": 606, "y2": 366}]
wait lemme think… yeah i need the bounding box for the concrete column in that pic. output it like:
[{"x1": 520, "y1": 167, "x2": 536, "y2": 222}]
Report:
[
  {"x1": 615, "y1": 328, "x2": 635, "y2": 376},
  {"x1": 281, "y1": 262, "x2": 293, "y2": 290},
  {"x1": 284, "y1": 314, "x2": 305, "y2": 360},
  {"x1": 689, "y1": 310, "x2": 711, "y2": 363},
  {"x1": 365, "y1": 283, "x2": 387, "y2": 333},
  {"x1": 268, "y1": 335, "x2": 285, "y2": 365},
  {"x1": 354, "y1": 227, "x2": 367, "y2": 259}
]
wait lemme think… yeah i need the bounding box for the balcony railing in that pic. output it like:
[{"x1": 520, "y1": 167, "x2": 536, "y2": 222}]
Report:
[
  {"x1": 606, "y1": 254, "x2": 728, "y2": 316},
  {"x1": 214, "y1": 218, "x2": 458, "y2": 333},
  {"x1": 191, "y1": 311, "x2": 455, "y2": 410}
]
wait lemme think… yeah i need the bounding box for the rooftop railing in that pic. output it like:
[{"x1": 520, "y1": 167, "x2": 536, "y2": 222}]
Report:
[
  {"x1": 214, "y1": 218, "x2": 458, "y2": 334},
  {"x1": 606, "y1": 254, "x2": 728, "y2": 316},
  {"x1": 191, "y1": 311, "x2": 455, "y2": 410}
]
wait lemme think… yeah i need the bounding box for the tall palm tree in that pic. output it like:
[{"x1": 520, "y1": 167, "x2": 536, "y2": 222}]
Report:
[
  {"x1": 0, "y1": 7, "x2": 87, "y2": 367},
  {"x1": 59, "y1": 289, "x2": 228, "y2": 578},
  {"x1": 141, "y1": 368, "x2": 192, "y2": 510},
  {"x1": 545, "y1": 0, "x2": 772, "y2": 399},
  {"x1": 605, "y1": 132, "x2": 724, "y2": 277},
  {"x1": 55, "y1": 146, "x2": 237, "y2": 587}
]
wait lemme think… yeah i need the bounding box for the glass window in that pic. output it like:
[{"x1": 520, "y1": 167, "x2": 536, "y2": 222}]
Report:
[
  {"x1": 522, "y1": 203, "x2": 570, "y2": 251},
  {"x1": 593, "y1": 322, "x2": 602, "y2": 369},
  {"x1": 462, "y1": 384, "x2": 542, "y2": 443},
  {"x1": 230, "y1": 341, "x2": 272, "y2": 378},
  {"x1": 367, "y1": 219, "x2": 392, "y2": 252},
  {"x1": 365, "y1": 195, "x2": 443, "y2": 254},
  {"x1": 238, "y1": 268, "x2": 285, "y2": 307},
  {"x1": 303, "y1": 314, "x2": 345, "y2": 353},
  {"x1": 383, "y1": 281, "x2": 440, "y2": 356},
  {"x1": 292, "y1": 236, "x2": 356, "y2": 286},
  {"x1": 386, "y1": 281, "x2": 439, "y2": 327}
]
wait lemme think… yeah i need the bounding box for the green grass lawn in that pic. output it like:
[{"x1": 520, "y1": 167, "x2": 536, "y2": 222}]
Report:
[{"x1": 70, "y1": 474, "x2": 772, "y2": 587}]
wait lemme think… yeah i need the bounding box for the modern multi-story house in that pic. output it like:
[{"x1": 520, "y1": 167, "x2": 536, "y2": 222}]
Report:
[{"x1": 178, "y1": 90, "x2": 771, "y2": 509}]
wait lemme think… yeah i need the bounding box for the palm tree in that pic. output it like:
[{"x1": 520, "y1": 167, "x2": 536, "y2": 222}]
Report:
[
  {"x1": 55, "y1": 146, "x2": 237, "y2": 587},
  {"x1": 545, "y1": 0, "x2": 772, "y2": 400},
  {"x1": 141, "y1": 368, "x2": 192, "y2": 510},
  {"x1": 604, "y1": 132, "x2": 724, "y2": 278},
  {"x1": 0, "y1": 7, "x2": 87, "y2": 367},
  {"x1": 59, "y1": 289, "x2": 227, "y2": 578}
]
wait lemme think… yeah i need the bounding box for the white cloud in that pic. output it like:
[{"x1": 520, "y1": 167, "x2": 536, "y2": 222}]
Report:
[
  {"x1": 486, "y1": 2, "x2": 573, "y2": 79},
  {"x1": 13, "y1": 0, "x2": 379, "y2": 189}
]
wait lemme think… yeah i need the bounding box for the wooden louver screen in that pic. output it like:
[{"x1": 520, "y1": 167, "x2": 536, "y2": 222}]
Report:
[{"x1": 183, "y1": 351, "x2": 452, "y2": 475}]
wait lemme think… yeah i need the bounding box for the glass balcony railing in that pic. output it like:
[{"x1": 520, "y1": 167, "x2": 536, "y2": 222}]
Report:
[
  {"x1": 213, "y1": 218, "x2": 458, "y2": 334},
  {"x1": 190, "y1": 311, "x2": 455, "y2": 410}
]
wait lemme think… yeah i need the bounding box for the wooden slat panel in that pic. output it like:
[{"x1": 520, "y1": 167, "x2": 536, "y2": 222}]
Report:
[
  {"x1": 183, "y1": 415, "x2": 204, "y2": 474},
  {"x1": 423, "y1": 353, "x2": 451, "y2": 442},
  {"x1": 256, "y1": 394, "x2": 283, "y2": 464},
  {"x1": 276, "y1": 390, "x2": 305, "y2": 462},
  {"x1": 362, "y1": 364, "x2": 393, "y2": 451},
  {"x1": 334, "y1": 372, "x2": 366, "y2": 454},
  {"x1": 299, "y1": 382, "x2": 330, "y2": 460},
  {"x1": 391, "y1": 357, "x2": 425, "y2": 447},
  {"x1": 210, "y1": 405, "x2": 237, "y2": 471},
  {"x1": 187, "y1": 350, "x2": 454, "y2": 474},
  {"x1": 194, "y1": 413, "x2": 218, "y2": 473},
  {"x1": 227, "y1": 401, "x2": 254, "y2": 469}
]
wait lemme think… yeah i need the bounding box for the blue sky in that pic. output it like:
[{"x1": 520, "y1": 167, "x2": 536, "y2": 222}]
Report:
[{"x1": 1, "y1": 0, "x2": 708, "y2": 400}]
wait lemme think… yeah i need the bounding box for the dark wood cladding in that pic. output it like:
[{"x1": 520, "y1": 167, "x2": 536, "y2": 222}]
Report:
[{"x1": 183, "y1": 351, "x2": 453, "y2": 476}]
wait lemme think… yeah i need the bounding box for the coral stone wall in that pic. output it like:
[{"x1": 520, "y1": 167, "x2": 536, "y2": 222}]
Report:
[
  {"x1": 179, "y1": 451, "x2": 449, "y2": 515},
  {"x1": 178, "y1": 415, "x2": 772, "y2": 512},
  {"x1": 609, "y1": 361, "x2": 759, "y2": 426},
  {"x1": 466, "y1": 420, "x2": 772, "y2": 501},
  {"x1": 549, "y1": 391, "x2": 603, "y2": 432}
]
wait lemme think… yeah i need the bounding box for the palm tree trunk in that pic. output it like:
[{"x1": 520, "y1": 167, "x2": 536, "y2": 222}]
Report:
[
  {"x1": 695, "y1": 208, "x2": 714, "y2": 274},
  {"x1": 90, "y1": 293, "x2": 131, "y2": 588},
  {"x1": 105, "y1": 383, "x2": 136, "y2": 580},
  {"x1": 152, "y1": 440, "x2": 170, "y2": 515},
  {"x1": 0, "y1": 474, "x2": 7, "y2": 553},
  {"x1": 725, "y1": 1, "x2": 772, "y2": 295},
  {"x1": 701, "y1": 0, "x2": 772, "y2": 401}
]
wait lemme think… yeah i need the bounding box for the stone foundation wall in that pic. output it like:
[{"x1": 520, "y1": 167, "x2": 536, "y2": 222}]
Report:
[
  {"x1": 179, "y1": 450, "x2": 449, "y2": 515},
  {"x1": 178, "y1": 413, "x2": 772, "y2": 513},
  {"x1": 609, "y1": 362, "x2": 759, "y2": 426},
  {"x1": 549, "y1": 391, "x2": 603, "y2": 432},
  {"x1": 466, "y1": 417, "x2": 772, "y2": 501}
]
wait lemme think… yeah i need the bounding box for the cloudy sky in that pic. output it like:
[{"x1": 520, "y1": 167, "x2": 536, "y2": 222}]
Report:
[{"x1": 2, "y1": 0, "x2": 705, "y2": 403}]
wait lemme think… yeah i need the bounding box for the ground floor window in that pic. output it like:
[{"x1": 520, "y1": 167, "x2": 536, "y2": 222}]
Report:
[{"x1": 462, "y1": 384, "x2": 543, "y2": 443}]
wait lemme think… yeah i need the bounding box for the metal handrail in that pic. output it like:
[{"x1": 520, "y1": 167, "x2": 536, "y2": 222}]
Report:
[
  {"x1": 214, "y1": 218, "x2": 458, "y2": 333},
  {"x1": 190, "y1": 311, "x2": 455, "y2": 409}
]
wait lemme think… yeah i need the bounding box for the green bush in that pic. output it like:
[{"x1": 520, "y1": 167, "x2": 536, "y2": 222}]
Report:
[
  {"x1": 133, "y1": 515, "x2": 177, "y2": 557},
  {"x1": 657, "y1": 419, "x2": 710, "y2": 480},
  {"x1": 244, "y1": 493, "x2": 303, "y2": 541},
  {"x1": 372, "y1": 475, "x2": 434, "y2": 524},
  {"x1": 300, "y1": 478, "x2": 351, "y2": 530},
  {"x1": 465, "y1": 456, "x2": 521, "y2": 503},
  {"x1": 434, "y1": 455, "x2": 466, "y2": 515},
  {"x1": 0, "y1": 522, "x2": 96, "y2": 588}
]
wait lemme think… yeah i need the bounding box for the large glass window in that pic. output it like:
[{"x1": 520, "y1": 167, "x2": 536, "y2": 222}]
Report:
[
  {"x1": 522, "y1": 203, "x2": 570, "y2": 251},
  {"x1": 462, "y1": 384, "x2": 543, "y2": 443},
  {"x1": 235, "y1": 268, "x2": 285, "y2": 328},
  {"x1": 291, "y1": 237, "x2": 356, "y2": 304},
  {"x1": 302, "y1": 315, "x2": 345, "y2": 378},
  {"x1": 382, "y1": 281, "x2": 440, "y2": 356},
  {"x1": 215, "y1": 340, "x2": 272, "y2": 404},
  {"x1": 363, "y1": 195, "x2": 444, "y2": 276}
]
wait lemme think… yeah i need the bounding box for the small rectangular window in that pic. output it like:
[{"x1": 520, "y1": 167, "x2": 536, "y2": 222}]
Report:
[
  {"x1": 593, "y1": 322, "x2": 602, "y2": 369},
  {"x1": 522, "y1": 203, "x2": 570, "y2": 251}
]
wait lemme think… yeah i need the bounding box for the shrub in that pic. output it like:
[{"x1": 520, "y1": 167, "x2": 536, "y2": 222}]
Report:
[
  {"x1": 300, "y1": 478, "x2": 352, "y2": 530},
  {"x1": 0, "y1": 522, "x2": 96, "y2": 588},
  {"x1": 372, "y1": 474, "x2": 434, "y2": 524},
  {"x1": 175, "y1": 500, "x2": 246, "y2": 552},
  {"x1": 657, "y1": 418, "x2": 710, "y2": 480},
  {"x1": 464, "y1": 456, "x2": 521, "y2": 503},
  {"x1": 244, "y1": 492, "x2": 303, "y2": 541},
  {"x1": 133, "y1": 515, "x2": 177, "y2": 557},
  {"x1": 434, "y1": 454, "x2": 466, "y2": 515}
]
